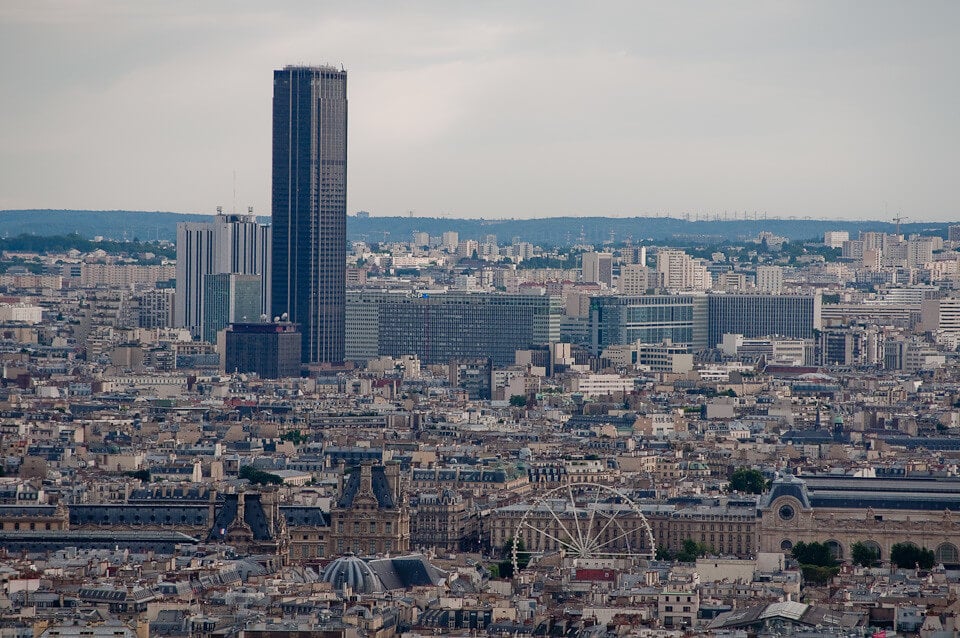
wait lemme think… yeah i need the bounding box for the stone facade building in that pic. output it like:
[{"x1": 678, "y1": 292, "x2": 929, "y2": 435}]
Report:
[{"x1": 328, "y1": 461, "x2": 409, "y2": 556}]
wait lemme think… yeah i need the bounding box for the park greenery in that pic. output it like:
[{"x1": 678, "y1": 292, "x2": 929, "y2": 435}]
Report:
[
  {"x1": 728, "y1": 468, "x2": 767, "y2": 494},
  {"x1": 239, "y1": 465, "x2": 283, "y2": 486},
  {"x1": 791, "y1": 541, "x2": 840, "y2": 585},
  {"x1": 657, "y1": 539, "x2": 712, "y2": 563},
  {"x1": 851, "y1": 541, "x2": 880, "y2": 567},
  {"x1": 890, "y1": 543, "x2": 936, "y2": 569}
]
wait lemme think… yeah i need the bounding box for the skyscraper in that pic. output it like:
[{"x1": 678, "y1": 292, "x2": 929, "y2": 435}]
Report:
[
  {"x1": 202, "y1": 273, "x2": 262, "y2": 344},
  {"x1": 271, "y1": 65, "x2": 348, "y2": 365},
  {"x1": 175, "y1": 210, "x2": 271, "y2": 338}
]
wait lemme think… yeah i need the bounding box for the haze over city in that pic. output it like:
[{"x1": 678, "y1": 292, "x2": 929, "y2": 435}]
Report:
[{"x1": 1, "y1": 1, "x2": 959, "y2": 220}]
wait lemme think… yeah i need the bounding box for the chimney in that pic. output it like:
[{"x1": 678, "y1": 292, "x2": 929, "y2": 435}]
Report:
[
  {"x1": 360, "y1": 461, "x2": 373, "y2": 494},
  {"x1": 385, "y1": 461, "x2": 401, "y2": 502}
]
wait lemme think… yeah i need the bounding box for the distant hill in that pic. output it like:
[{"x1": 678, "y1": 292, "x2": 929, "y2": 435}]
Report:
[{"x1": 0, "y1": 209, "x2": 949, "y2": 245}]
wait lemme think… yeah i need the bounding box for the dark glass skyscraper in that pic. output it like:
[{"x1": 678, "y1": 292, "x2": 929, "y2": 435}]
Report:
[{"x1": 271, "y1": 65, "x2": 347, "y2": 364}]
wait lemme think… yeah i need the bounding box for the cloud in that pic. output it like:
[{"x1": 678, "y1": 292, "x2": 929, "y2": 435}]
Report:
[{"x1": 0, "y1": 1, "x2": 958, "y2": 219}]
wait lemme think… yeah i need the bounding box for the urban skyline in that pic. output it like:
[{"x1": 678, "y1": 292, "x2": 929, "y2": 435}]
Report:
[{"x1": 6, "y1": 5, "x2": 960, "y2": 636}]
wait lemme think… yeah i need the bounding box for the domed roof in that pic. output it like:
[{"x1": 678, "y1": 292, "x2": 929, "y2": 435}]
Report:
[{"x1": 321, "y1": 555, "x2": 384, "y2": 594}]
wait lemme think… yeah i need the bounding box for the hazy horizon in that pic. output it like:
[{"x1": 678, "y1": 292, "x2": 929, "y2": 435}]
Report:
[{"x1": 2, "y1": 2, "x2": 958, "y2": 221}]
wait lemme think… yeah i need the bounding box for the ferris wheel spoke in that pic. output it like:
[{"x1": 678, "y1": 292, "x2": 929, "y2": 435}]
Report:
[
  {"x1": 541, "y1": 502, "x2": 580, "y2": 552},
  {"x1": 592, "y1": 507, "x2": 621, "y2": 544},
  {"x1": 520, "y1": 520, "x2": 578, "y2": 553},
  {"x1": 567, "y1": 483, "x2": 586, "y2": 551},
  {"x1": 586, "y1": 486, "x2": 603, "y2": 543},
  {"x1": 593, "y1": 525, "x2": 637, "y2": 551}
]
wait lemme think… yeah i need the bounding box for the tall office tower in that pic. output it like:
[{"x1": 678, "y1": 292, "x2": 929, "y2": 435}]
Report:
[
  {"x1": 175, "y1": 210, "x2": 271, "y2": 338},
  {"x1": 755, "y1": 266, "x2": 784, "y2": 294},
  {"x1": 272, "y1": 65, "x2": 348, "y2": 365},
  {"x1": 202, "y1": 273, "x2": 263, "y2": 344},
  {"x1": 582, "y1": 251, "x2": 613, "y2": 287}
]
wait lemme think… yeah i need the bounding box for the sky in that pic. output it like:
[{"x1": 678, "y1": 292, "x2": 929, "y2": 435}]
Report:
[{"x1": 1, "y1": 1, "x2": 958, "y2": 221}]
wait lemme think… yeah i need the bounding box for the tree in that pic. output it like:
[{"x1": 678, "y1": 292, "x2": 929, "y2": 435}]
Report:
[
  {"x1": 124, "y1": 469, "x2": 151, "y2": 482},
  {"x1": 791, "y1": 541, "x2": 837, "y2": 568},
  {"x1": 676, "y1": 539, "x2": 711, "y2": 562},
  {"x1": 239, "y1": 465, "x2": 283, "y2": 485},
  {"x1": 497, "y1": 538, "x2": 530, "y2": 578},
  {"x1": 656, "y1": 546, "x2": 674, "y2": 561},
  {"x1": 728, "y1": 468, "x2": 767, "y2": 494},
  {"x1": 281, "y1": 430, "x2": 306, "y2": 445},
  {"x1": 792, "y1": 542, "x2": 840, "y2": 585},
  {"x1": 509, "y1": 394, "x2": 527, "y2": 408},
  {"x1": 851, "y1": 542, "x2": 880, "y2": 567},
  {"x1": 890, "y1": 543, "x2": 936, "y2": 569}
]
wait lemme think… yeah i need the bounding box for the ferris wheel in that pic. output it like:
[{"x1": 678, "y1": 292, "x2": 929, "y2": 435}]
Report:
[{"x1": 511, "y1": 482, "x2": 655, "y2": 574}]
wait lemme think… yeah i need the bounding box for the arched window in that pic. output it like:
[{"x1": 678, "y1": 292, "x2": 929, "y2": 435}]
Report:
[
  {"x1": 936, "y1": 543, "x2": 959, "y2": 565},
  {"x1": 825, "y1": 539, "x2": 844, "y2": 560}
]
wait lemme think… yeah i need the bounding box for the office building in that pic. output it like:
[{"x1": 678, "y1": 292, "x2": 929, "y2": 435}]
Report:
[
  {"x1": 707, "y1": 293, "x2": 821, "y2": 349},
  {"x1": 345, "y1": 291, "x2": 561, "y2": 366},
  {"x1": 224, "y1": 321, "x2": 301, "y2": 379},
  {"x1": 271, "y1": 65, "x2": 348, "y2": 364},
  {"x1": 581, "y1": 251, "x2": 613, "y2": 287},
  {"x1": 202, "y1": 273, "x2": 263, "y2": 344},
  {"x1": 589, "y1": 294, "x2": 708, "y2": 354},
  {"x1": 175, "y1": 211, "x2": 271, "y2": 338}
]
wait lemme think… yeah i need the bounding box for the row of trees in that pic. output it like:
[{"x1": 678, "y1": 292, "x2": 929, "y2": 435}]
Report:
[
  {"x1": 852, "y1": 541, "x2": 936, "y2": 569},
  {"x1": 793, "y1": 540, "x2": 939, "y2": 585}
]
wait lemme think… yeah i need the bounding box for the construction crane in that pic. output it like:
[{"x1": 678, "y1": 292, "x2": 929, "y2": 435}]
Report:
[{"x1": 892, "y1": 214, "x2": 909, "y2": 236}]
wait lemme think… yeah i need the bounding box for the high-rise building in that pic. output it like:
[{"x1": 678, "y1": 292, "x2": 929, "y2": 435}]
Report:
[
  {"x1": 755, "y1": 266, "x2": 784, "y2": 294},
  {"x1": 656, "y1": 249, "x2": 711, "y2": 291},
  {"x1": 134, "y1": 289, "x2": 175, "y2": 329},
  {"x1": 823, "y1": 231, "x2": 849, "y2": 249},
  {"x1": 618, "y1": 264, "x2": 651, "y2": 295},
  {"x1": 175, "y1": 211, "x2": 271, "y2": 338},
  {"x1": 271, "y1": 65, "x2": 348, "y2": 364},
  {"x1": 202, "y1": 273, "x2": 263, "y2": 344},
  {"x1": 582, "y1": 251, "x2": 613, "y2": 287}
]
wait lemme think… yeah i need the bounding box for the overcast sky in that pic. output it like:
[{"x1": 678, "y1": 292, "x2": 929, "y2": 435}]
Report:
[{"x1": 1, "y1": 1, "x2": 958, "y2": 220}]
